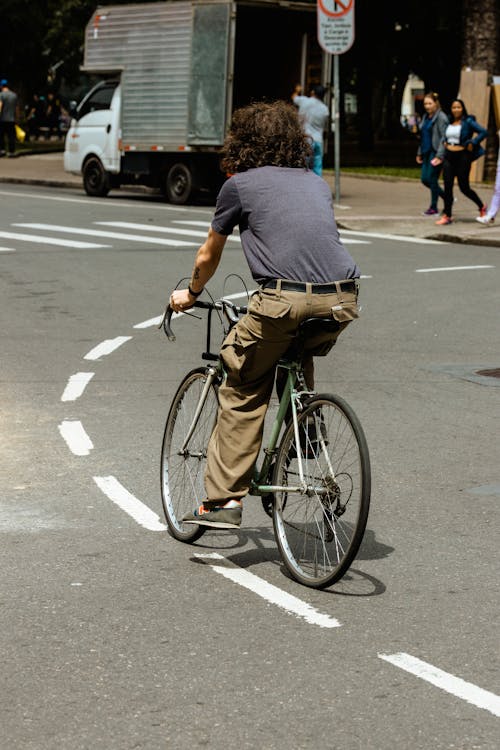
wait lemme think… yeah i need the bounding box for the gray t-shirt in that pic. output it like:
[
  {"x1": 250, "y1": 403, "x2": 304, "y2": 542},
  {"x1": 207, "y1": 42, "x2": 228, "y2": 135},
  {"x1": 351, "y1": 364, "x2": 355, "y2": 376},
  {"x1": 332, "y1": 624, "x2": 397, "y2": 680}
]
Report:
[
  {"x1": 0, "y1": 90, "x2": 18, "y2": 122},
  {"x1": 211, "y1": 166, "x2": 360, "y2": 284}
]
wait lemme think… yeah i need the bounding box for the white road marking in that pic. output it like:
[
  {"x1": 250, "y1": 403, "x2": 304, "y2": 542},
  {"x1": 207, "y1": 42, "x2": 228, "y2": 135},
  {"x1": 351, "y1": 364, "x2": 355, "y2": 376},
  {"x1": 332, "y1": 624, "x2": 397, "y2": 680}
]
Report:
[
  {"x1": 61, "y1": 372, "x2": 95, "y2": 401},
  {"x1": 339, "y1": 229, "x2": 444, "y2": 244},
  {"x1": 93, "y1": 476, "x2": 167, "y2": 531},
  {"x1": 0, "y1": 246, "x2": 15, "y2": 252},
  {"x1": 0, "y1": 230, "x2": 109, "y2": 249},
  {"x1": 96, "y1": 221, "x2": 241, "y2": 243},
  {"x1": 58, "y1": 420, "x2": 94, "y2": 456},
  {"x1": 415, "y1": 265, "x2": 494, "y2": 273},
  {"x1": 195, "y1": 553, "x2": 341, "y2": 629},
  {"x1": 379, "y1": 653, "x2": 500, "y2": 718},
  {"x1": 13, "y1": 223, "x2": 198, "y2": 247},
  {"x1": 340, "y1": 238, "x2": 370, "y2": 244},
  {"x1": 134, "y1": 311, "x2": 181, "y2": 329},
  {"x1": 134, "y1": 315, "x2": 164, "y2": 329},
  {"x1": 173, "y1": 219, "x2": 234, "y2": 229},
  {"x1": 84, "y1": 336, "x2": 132, "y2": 361},
  {"x1": 0, "y1": 188, "x2": 210, "y2": 213}
]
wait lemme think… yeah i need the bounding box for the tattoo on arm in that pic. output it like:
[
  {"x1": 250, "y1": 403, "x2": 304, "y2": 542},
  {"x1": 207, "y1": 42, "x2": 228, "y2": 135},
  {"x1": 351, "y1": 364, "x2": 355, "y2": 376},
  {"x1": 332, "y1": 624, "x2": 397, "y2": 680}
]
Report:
[{"x1": 193, "y1": 267, "x2": 200, "y2": 280}]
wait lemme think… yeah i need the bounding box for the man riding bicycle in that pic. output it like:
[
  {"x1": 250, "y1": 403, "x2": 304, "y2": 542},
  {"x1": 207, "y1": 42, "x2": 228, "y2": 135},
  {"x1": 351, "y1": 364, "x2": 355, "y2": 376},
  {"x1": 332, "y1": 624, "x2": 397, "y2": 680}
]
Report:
[{"x1": 169, "y1": 100, "x2": 360, "y2": 529}]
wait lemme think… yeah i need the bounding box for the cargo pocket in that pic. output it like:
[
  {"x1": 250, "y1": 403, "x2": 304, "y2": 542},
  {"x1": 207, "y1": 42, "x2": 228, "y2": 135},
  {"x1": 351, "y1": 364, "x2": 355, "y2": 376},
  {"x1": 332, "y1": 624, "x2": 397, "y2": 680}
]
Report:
[
  {"x1": 330, "y1": 300, "x2": 359, "y2": 323},
  {"x1": 220, "y1": 326, "x2": 257, "y2": 384},
  {"x1": 250, "y1": 292, "x2": 291, "y2": 320}
]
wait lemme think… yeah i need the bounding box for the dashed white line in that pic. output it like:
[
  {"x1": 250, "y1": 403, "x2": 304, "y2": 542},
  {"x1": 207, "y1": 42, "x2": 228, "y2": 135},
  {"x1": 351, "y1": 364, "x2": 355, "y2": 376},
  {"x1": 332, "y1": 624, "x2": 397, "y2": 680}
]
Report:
[
  {"x1": 93, "y1": 476, "x2": 167, "y2": 531},
  {"x1": 0, "y1": 230, "x2": 109, "y2": 249},
  {"x1": 83, "y1": 336, "x2": 132, "y2": 361},
  {"x1": 415, "y1": 265, "x2": 494, "y2": 273},
  {"x1": 195, "y1": 552, "x2": 341, "y2": 629},
  {"x1": 58, "y1": 420, "x2": 94, "y2": 456},
  {"x1": 61, "y1": 372, "x2": 95, "y2": 402},
  {"x1": 0, "y1": 246, "x2": 15, "y2": 252},
  {"x1": 13, "y1": 223, "x2": 198, "y2": 248},
  {"x1": 379, "y1": 652, "x2": 500, "y2": 718}
]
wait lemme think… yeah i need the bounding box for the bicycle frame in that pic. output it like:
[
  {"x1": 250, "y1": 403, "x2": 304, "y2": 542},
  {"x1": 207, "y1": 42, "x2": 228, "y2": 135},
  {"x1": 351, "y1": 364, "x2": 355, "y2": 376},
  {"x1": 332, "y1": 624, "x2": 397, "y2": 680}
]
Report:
[{"x1": 162, "y1": 297, "x2": 332, "y2": 498}]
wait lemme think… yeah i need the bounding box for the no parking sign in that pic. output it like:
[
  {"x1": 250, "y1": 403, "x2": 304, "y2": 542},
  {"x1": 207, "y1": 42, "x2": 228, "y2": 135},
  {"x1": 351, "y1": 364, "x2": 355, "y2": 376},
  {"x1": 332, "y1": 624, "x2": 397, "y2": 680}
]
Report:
[{"x1": 317, "y1": 0, "x2": 355, "y2": 54}]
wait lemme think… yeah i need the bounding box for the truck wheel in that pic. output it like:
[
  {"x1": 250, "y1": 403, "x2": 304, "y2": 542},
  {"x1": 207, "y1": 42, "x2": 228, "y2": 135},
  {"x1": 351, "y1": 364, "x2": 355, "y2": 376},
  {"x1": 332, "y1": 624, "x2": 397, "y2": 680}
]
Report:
[
  {"x1": 83, "y1": 157, "x2": 110, "y2": 197},
  {"x1": 165, "y1": 163, "x2": 193, "y2": 204}
]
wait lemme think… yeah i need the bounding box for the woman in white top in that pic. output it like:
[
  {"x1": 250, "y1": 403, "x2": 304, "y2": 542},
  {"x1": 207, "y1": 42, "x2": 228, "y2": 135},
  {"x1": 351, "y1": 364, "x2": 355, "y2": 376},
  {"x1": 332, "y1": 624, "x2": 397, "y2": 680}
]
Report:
[
  {"x1": 431, "y1": 99, "x2": 487, "y2": 225},
  {"x1": 476, "y1": 132, "x2": 500, "y2": 226}
]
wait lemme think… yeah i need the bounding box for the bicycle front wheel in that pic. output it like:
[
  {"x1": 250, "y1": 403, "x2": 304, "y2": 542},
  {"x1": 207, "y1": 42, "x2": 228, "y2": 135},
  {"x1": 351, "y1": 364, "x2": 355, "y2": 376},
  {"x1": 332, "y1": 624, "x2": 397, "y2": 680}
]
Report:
[
  {"x1": 272, "y1": 394, "x2": 371, "y2": 589},
  {"x1": 161, "y1": 367, "x2": 219, "y2": 542}
]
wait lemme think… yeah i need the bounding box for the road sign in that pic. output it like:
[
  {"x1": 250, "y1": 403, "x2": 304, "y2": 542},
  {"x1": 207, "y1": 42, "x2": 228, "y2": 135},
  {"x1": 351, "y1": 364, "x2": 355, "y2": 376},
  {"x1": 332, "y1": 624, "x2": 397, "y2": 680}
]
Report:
[{"x1": 317, "y1": 0, "x2": 355, "y2": 55}]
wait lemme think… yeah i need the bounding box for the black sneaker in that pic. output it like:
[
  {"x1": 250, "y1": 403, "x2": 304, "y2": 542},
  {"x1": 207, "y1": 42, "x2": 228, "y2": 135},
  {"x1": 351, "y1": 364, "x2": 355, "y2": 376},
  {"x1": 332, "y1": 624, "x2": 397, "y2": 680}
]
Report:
[{"x1": 182, "y1": 500, "x2": 242, "y2": 529}]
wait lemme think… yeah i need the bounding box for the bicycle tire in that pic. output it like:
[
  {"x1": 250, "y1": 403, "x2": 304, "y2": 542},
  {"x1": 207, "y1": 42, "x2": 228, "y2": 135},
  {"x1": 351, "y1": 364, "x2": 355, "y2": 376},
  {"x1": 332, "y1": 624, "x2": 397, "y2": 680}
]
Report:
[
  {"x1": 161, "y1": 367, "x2": 219, "y2": 542},
  {"x1": 272, "y1": 394, "x2": 371, "y2": 589}
]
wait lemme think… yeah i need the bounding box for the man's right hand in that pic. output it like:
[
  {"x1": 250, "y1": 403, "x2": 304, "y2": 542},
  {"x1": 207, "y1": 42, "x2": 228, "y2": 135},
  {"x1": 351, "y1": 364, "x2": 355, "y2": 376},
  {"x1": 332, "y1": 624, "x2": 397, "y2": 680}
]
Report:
[{"x1": 169, "y1": 289, "x2": 196, "y2": 313}]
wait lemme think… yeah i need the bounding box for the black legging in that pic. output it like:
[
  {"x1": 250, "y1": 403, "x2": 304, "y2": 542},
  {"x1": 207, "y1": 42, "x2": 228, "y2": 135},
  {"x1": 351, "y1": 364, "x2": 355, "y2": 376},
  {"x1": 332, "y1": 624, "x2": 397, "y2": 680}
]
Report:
[{"x1": 442, "y1": 150, "x2": 483, "y2": 217}]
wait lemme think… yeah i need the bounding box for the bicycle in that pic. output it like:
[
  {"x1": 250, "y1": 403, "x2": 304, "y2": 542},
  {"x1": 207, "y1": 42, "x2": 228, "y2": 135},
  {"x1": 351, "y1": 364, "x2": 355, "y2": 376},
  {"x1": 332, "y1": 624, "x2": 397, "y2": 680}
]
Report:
[{"x1": 159, "y1": 295, "x2": 371, "y2": 589}]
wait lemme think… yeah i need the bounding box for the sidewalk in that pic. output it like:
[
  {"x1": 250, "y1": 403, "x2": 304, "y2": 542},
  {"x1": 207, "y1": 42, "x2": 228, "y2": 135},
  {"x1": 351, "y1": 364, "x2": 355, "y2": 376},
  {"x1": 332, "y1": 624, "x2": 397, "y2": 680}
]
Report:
[{"x1": 1, "y1": 152, "x2": 499, "y2": 248}]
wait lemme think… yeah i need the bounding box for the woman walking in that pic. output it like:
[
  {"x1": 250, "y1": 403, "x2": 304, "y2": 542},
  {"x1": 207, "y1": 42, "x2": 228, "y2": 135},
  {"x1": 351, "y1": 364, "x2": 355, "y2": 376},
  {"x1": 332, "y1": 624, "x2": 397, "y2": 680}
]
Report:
[
  {"x1": 476, "y1": 133, "x2": 500, "y2": 226},
  {"x1": 416, "y1": 92, "x2": 448, "y2": 215},
  {"x1": 432, "y1": 99, "x2": 487, "y2": 225}
]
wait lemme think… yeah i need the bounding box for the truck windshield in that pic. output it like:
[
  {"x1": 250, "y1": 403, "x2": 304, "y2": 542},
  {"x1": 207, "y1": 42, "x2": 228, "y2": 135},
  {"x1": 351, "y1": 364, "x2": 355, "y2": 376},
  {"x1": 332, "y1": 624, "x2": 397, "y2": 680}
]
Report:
[{"x1": 78, "y1": 82, "x2": 118, "y2": 118}]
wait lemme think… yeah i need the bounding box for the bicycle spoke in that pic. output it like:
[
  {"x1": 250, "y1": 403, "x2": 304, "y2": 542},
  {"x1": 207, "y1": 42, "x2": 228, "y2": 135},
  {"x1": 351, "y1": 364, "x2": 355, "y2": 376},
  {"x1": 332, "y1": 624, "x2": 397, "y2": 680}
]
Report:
[
  {"x1": 161, "y1": 369, "x2": 219, "y2": 542},
  {"x1": 273, "y1": 395, "x2": 370, "y2": 588}
]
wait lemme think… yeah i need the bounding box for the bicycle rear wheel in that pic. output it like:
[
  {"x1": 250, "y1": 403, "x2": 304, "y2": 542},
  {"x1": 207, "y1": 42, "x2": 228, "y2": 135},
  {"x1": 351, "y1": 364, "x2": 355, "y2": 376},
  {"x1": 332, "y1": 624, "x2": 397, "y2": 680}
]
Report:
[
  {"x1": 272, "y1": 394, "x2": 370, "y2": 588},
  {"x1": 161, "y1": 367, "x2": 219, "y2": 542}
]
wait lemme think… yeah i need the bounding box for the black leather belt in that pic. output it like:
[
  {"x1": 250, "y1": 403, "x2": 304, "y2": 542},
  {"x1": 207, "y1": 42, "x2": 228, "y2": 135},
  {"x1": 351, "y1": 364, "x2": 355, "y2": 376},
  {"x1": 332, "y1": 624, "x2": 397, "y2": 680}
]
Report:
[{"x1": 262, "y1": 279, "x2": 357, "y2": 294}]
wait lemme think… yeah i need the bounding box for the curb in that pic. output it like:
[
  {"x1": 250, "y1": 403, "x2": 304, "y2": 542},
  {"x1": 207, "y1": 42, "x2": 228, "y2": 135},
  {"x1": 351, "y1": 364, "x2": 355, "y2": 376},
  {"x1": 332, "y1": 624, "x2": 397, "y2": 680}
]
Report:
[{"x1": 0, "y1": 177, "x2": 80, "y2": 189}]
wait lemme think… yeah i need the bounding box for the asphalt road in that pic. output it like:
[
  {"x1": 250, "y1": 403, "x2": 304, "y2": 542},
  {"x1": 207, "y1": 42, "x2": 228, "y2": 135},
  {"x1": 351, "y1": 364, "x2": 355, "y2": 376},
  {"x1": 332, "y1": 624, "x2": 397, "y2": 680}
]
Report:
[{"x1": 1, "y1": 184, "x2": 499, "y2": 749}]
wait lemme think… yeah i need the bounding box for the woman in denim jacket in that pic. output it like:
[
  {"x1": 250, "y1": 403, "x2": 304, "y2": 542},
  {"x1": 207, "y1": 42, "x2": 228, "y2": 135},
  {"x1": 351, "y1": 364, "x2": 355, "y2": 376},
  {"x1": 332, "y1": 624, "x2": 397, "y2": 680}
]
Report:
[
  {"x1": 416, "y1": 92, "x2": 449, "y2": 215},
  {"x1": 432, "y1": 99, "x2": 487, "y2": 225}
]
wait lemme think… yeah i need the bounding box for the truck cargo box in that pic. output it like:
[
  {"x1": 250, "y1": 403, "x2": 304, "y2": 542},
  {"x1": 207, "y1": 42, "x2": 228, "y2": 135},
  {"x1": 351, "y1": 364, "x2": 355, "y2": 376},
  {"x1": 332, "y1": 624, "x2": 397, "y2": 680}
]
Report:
[{"x1": 82, "y1": 0, "x2": 323, "y2": 151}]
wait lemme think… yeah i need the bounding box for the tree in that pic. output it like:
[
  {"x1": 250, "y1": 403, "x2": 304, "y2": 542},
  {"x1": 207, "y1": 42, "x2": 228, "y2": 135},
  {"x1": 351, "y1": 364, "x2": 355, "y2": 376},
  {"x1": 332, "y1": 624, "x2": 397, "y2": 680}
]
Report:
[{"x1": 0, "y1": 0, "x2": 48, "y2": 101}]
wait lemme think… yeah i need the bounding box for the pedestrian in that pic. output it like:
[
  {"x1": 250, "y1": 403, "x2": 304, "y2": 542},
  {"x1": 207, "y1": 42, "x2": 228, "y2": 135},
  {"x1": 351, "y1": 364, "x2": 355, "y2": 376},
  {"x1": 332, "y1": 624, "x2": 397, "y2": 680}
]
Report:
[
  {"x1": 432, "y1": 99, "x2": 488, "y2": 225},
  {"x1": 169, "y1": 100, "x2": 360, "y2": 528},
  {"x1": 292, "y1": 83, "x2": 329, "y2": 176},
  {"x1": 0, "y1": 79, "x2": 19, "y2": 157},
  {"x1": 25, "y1": 94, "x2": 45, "y2": 141},
  {"x1": 416, "y1": 92, "x2": 448, "y2": 215},
  {"x1": 45, "y1": 92, "x2": 62, "y2": 139},
  {"x1": 476, "y1": 132, "x2": 500, "y2": 226}
]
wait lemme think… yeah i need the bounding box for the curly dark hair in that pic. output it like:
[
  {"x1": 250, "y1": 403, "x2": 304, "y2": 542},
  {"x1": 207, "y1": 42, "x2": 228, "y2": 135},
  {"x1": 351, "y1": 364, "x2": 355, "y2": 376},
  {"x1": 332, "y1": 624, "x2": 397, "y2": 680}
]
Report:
[{"x1": 221, "y1": 100, "x2": 312, "y2": 173}]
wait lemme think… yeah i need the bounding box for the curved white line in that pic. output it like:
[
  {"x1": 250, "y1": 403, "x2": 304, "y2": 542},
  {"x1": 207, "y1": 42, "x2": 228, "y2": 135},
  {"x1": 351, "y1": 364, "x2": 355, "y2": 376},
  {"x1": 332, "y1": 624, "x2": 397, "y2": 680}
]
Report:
[
  {"x1": 84, "y1": 336, "x2": 132, "y2": 361},
  {"x1": 93, "y1": 476, "x2": 166, "y2": 531},
  {"x1": 58, "y1": 420, "x2": 94, "y2": 456},
  {"x1": 61, "y1": 372, "x2": 95, "y2": 402}
]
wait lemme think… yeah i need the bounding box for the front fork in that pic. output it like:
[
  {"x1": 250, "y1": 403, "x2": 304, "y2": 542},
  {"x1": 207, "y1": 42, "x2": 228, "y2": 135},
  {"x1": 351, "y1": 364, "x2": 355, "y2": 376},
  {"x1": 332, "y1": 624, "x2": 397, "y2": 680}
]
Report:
[{"x1": 180, "y1": 366, "x2": 218, "y2": 454}]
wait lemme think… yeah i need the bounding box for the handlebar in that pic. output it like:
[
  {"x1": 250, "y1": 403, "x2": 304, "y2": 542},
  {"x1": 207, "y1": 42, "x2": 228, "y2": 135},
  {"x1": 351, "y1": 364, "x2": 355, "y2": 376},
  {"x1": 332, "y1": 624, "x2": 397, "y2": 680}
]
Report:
[{"x1": 159, "y1": 298, "x2": 248, "y2": 342}]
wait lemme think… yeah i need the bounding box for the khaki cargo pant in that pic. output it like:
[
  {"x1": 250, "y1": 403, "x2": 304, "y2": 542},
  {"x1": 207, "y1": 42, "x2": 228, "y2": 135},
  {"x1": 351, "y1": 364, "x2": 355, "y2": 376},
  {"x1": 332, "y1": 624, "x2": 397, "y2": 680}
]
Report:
[{"x1": 204, "y1": 282, "x2": 359, "y2": 502}]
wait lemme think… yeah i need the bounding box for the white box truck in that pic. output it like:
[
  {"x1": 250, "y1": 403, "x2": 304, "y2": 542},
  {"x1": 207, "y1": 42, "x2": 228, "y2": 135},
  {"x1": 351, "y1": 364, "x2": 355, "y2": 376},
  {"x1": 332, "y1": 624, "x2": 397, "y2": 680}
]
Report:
[{"x1": 64, "y1": 0, "x2": 326, "y2": 203}]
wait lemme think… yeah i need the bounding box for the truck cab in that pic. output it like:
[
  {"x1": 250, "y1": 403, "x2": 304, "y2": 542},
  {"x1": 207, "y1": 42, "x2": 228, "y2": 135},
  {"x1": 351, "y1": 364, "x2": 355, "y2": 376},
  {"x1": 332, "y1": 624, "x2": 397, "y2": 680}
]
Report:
[{"x1": 64, "y1": 80, "x2": 121, "y2": 196}]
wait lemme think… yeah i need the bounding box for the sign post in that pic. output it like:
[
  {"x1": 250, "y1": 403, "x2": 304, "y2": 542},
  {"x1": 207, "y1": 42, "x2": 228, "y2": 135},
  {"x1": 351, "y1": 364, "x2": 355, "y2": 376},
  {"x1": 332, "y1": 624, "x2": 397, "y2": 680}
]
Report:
[{"x1": 317, "y1": 0, "x2": 355, "y2": 202}]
